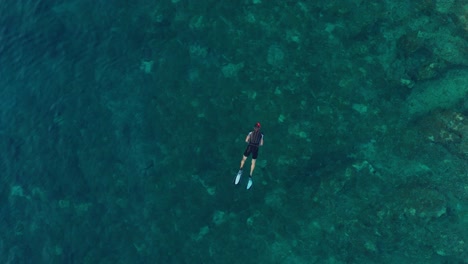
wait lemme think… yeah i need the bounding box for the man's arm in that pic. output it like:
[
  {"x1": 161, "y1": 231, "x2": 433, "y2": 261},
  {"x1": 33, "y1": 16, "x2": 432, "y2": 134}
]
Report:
[
  {"x1": 260, "y1": 136, "x2": 264, "y2": 146},
  {"x1": 245, "y1": 134, "x2": 250, "y2": 143}
]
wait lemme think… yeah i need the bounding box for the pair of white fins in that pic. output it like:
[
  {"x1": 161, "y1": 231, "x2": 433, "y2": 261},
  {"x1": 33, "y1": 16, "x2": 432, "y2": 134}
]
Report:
[{"x1": 234, "y1": 170, "x2": 252, "y2": 189}]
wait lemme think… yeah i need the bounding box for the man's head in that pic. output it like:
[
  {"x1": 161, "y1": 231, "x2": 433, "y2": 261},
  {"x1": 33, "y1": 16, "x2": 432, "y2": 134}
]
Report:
[{"x1": 254, "y1": 122, "x2": 261, "y2": 130}]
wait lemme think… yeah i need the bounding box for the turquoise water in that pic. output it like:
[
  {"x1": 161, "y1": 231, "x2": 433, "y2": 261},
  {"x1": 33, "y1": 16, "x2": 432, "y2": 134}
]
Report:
[{"x1": 1, "y1": 1, "x2": 467, "y2": 263}]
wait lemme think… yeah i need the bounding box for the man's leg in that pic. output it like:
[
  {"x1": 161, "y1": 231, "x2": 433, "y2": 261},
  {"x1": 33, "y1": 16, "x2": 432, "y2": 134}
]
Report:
[
  {"x1": 250, "y1": 159, "x2": 256, "y2": 176},
  {"x1": 235, "y1": 155, "x2": 248, "y2": 185},
  {"x1": 240, "y1": 155, "x2": 247, "y2": 169},
  {"x1": 245, "y1": 159, "x2": 256, "y2": 189}
]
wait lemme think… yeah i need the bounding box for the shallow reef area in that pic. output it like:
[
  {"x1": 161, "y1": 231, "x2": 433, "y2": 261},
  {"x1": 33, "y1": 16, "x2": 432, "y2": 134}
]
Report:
[{"x1": 0, "y1": 0, "x2": 467, "y2": 263}]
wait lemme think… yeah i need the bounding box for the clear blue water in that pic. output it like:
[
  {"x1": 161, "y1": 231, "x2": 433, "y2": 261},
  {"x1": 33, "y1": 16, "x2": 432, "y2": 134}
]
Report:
[{"x1": 1, "y1": 1, "x2": 467, "y2": 263}]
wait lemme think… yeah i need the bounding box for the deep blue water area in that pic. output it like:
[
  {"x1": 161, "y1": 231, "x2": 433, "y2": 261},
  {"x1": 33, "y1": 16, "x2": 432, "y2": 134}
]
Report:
[{"x1": 1, "y1": 1, "x2": 467, "y2": 263}]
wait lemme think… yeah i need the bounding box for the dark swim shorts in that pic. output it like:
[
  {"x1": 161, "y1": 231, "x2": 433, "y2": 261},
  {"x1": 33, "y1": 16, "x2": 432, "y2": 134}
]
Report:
[{"x1": 244, "y1": 145, "x2": 259, "y2": 159}]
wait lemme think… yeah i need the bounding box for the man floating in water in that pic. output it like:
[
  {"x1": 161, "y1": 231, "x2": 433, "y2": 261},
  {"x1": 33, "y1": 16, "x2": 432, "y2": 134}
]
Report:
[{"x1": 235, "y1": 122, "x2": 264, "y2": 189}]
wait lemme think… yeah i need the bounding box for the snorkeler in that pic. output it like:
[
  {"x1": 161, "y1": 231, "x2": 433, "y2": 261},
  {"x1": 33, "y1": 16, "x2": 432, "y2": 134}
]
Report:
[{"x1": 234, "y1": 122, "x2": 264, "y2": 189}]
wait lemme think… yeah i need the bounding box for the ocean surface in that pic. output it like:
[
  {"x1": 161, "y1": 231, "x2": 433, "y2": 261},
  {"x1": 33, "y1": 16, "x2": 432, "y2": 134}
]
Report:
[{"x1": 1, "y1": 0, "x2": 467, "y2": 263}]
